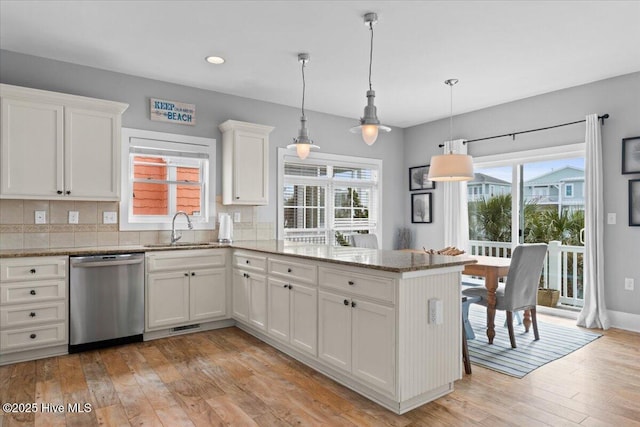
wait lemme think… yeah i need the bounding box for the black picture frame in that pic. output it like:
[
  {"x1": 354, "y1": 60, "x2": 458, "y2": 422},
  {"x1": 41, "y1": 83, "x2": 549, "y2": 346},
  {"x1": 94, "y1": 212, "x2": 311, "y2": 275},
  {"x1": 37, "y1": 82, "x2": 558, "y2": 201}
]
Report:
[
  {"x1": 629, "y1": 179, "x2": 640, "y2": 226},
  {"x1": 622, "y1": 136, "x2": 640, "y2": 174},
  {"x1": 411, "y1": 192, "x2": 432, "y2": 223},
  {"x1": 409, "y1": 165, "x2": 436, "y2": 191}
]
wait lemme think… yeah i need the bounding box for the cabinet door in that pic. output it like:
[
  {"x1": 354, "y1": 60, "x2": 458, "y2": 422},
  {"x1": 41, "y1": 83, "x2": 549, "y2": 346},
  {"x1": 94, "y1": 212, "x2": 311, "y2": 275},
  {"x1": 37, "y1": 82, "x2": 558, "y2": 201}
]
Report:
[
  {"x1": 147, "y1": 271, "x2": 190, "y2": 330},
  {"x1": 318, "y1": 290, "x2": 351, "y2": 372},
  {"x1": 267, "y1": 278, "x2": 290, "y2": 342},
  {"x1": 190, "y1": 268, "x2": 227, "y2": 322},
  {"x1": 290, "y1": 283, "x2": 317, "y2": 356},
  {"x1": 248, "y1": 272, "x2": 267, "y2": 331},
  {"x1": 233, "y1": 131, "x2": 268, "y2": 204},
  {"x1": 351, "y1": 299, "x2": 395, "y2": 395},
  {"x1": 64, "y1": 108, "x2": 119, "y2": 199},
  {"x1": 232, "y1": 269, "x2": 249, "y2": 323},
  {"x1": 1, "y1": 98, "x2": 64, "y2": 197}
]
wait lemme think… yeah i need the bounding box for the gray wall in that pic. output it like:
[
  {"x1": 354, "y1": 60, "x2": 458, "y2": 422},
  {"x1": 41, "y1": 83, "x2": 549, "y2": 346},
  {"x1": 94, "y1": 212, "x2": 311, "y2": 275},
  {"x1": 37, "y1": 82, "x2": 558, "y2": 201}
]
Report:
[
  {"x1": 0, "y1": 50, "x2": 406, "y2": 249},
  {"x1": 404, "y1": 72, "x2": 640, "y2": 316}
]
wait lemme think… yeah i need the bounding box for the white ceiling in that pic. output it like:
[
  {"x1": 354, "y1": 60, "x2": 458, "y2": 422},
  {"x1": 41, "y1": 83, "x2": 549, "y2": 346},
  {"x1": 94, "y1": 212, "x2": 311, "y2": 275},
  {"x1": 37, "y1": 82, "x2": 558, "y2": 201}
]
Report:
[{"x1": 1, "y1": 1, "x2": 639, "y2": 128}]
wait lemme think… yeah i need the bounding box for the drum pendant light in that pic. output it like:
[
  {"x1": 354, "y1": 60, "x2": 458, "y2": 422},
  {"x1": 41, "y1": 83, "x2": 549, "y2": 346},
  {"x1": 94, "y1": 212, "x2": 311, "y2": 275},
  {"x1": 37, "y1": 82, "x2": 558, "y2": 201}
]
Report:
[
  {"x1": 428, "y1": 79, "x2": 474, "y2": 181},
  {"x1": 349, "y1": 12, "x2": 391, "y2": 145},
  {"x1": 287, "y1": 53, "x2": 319, "y2": 160}
]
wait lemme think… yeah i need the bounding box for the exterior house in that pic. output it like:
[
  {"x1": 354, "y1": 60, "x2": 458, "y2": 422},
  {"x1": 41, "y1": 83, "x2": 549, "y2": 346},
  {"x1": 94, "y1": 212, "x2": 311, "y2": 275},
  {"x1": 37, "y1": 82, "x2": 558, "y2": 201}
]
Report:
[
  {"x1": 467, "y1": 172, "x2": 511, "y2": 201},
  {"x1": 524, "y1": 166, "x2": 585, "y2": 212}
]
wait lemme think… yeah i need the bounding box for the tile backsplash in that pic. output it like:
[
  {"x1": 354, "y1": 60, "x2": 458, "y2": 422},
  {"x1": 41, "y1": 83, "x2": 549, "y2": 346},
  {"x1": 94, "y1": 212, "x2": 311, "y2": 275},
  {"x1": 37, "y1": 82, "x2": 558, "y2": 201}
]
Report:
[{"x1": 0, "y1": 198, "x2": 274, "y2": 250}]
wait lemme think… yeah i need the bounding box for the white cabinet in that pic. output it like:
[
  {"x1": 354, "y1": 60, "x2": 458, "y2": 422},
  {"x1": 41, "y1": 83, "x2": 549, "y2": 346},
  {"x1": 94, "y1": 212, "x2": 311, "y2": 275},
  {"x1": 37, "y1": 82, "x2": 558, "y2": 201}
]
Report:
[
  {"x1": 0, "y1": 256, "x2": 68, "y2": 365},
  {"x1": 145, "y1": 250, "x2": 228, "y2": 331},
  {"x1": 233, "y1": 268, "x2": 267, "y2": 331},
  {"x1": 219, "y1": 120, "x2": 274, "y2": 205},
  {"x1": 267, "y1": 277, "x2": 317, "y2": 356},
  {"x1": 0, "y1": 84, "x2": 128, "y2": 200}
]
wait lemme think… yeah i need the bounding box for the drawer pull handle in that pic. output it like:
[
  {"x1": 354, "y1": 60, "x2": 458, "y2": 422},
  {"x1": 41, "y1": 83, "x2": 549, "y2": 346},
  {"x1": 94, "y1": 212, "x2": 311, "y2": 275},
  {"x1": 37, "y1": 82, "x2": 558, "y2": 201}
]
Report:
[
  {"x1": 30, "y1": 268, "x2": 37, "y2": 274},
  {"x1": 30, "y1": 290, "x2": 37, "y2": 295},
  {"x1": 29, "y1": 312, "x2": 36, "y2": 317},
  {"x1": 57, "y1": 190, "x2": 63, "y2": 194},
  {"x1": 348, "y1": 281, "x2": 355, "y2": 286},
  {"x1": 30, "y1": 334, "x2": 37, "y2": 339},
  {"x1": 287, "y1": 268, "x2": 292, "y2": 273},
  {"x1": 283, "y1": 284, "x2": 288, "y2": 288},
  {"x1": 184, "y1": 273, "x2": 189, "y2": 277},
  {"x1": 65, "y1": 191, "x2": 71, "y2": 195},
  {"x1": 343, "y1": 299, "x2": 349, "y2": 306},
  {"x1": 351, "y1": 301, "x2": 357, "y2": 308}
]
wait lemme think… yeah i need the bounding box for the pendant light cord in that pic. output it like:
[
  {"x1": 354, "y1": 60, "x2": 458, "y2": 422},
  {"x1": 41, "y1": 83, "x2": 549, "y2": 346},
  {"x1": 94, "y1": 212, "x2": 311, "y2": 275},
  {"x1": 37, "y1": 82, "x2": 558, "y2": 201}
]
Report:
[
  {"x1": 449, "y1": 82, "x2": 453, "y2": 147},
  {"x1": 301, "y1": 60, "x2": 306, "y2": 118},
  {"x1": 368, "y1": 21, "x2": 374, "y2": 91}
]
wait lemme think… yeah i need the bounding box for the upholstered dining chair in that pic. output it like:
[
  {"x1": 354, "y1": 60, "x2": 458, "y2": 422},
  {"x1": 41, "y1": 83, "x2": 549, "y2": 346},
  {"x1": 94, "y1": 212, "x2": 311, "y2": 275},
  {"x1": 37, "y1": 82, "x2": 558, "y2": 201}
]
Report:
[
  {"x1": 462, "y1": 243, "x2": 548, "y2": 348},
  {"x1": 350, "y1": 234, "x2": 379, "y2": 249}
]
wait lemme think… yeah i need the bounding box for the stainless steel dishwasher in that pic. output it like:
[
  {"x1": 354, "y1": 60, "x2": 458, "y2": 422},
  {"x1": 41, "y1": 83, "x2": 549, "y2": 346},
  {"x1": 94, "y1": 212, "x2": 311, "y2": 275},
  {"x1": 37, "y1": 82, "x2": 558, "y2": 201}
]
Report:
[{"x1": 69, "y1": 253, "x2": 144, "y2": 353}]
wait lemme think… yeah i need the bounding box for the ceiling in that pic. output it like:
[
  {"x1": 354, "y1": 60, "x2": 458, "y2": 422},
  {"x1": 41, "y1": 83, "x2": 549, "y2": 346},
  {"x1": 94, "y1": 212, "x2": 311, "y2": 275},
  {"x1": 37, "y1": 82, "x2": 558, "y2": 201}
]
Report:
[{"x1": 1, "y1": 1, "x2": 639, "y2": 128}]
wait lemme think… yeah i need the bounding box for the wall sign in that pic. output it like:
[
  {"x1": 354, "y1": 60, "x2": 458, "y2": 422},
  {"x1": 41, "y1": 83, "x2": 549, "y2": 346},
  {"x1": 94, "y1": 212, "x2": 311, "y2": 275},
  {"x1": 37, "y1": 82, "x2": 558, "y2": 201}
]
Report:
[{"x1": 150, "y1": 98, "x2": 196, "y2": 125}]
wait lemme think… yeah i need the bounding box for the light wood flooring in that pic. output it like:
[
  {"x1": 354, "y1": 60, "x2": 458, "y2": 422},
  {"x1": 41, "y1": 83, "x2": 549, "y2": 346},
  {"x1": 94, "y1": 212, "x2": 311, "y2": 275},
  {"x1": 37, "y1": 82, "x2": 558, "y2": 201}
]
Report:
[{"x1": 1, "y1": 314, "x2": 639, "y2": 426}]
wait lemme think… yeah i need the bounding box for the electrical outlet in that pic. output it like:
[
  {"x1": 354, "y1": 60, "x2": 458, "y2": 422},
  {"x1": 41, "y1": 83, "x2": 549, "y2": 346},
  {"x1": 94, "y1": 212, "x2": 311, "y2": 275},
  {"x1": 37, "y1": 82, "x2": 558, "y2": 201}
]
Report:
[
  {"x1": 607, "y1": 213, "x2": 616, "y2": 224},
  {"x1": 624, "y1": 278, "x2": 634, "y2": 291},
  {"x1": 35, "y1": 211, "x2": 47, "y2": 224},
  {"x1": 103, "y1": 211, "x2": 118, "y2": 224},
  {"x1": 68, "y1": 211, "x2": 79, "y2": 224}
]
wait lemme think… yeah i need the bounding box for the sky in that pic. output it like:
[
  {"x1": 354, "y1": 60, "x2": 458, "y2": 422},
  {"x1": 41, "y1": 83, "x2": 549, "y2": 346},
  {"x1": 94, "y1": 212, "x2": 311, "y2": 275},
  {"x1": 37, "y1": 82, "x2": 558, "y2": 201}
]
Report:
[{"x1": 476, "y1": 157, "x2": 585, "y2": 183}]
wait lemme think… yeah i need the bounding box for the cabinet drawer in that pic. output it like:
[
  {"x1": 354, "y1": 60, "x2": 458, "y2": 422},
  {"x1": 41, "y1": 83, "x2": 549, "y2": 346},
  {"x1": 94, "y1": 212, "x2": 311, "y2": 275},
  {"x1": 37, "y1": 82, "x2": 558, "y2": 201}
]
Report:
[
  {"x1": 1, "y1": 280, "x2": 66, "y2": 305},
  {"x1": 0, "y1": 322, "x2": 66, "y2": 353},
  {"x1": 146, "y1": 249, "x2": 227, "y2": 272},
  {"x1": 234, "y1": 252, "x2": 267, "y2": 272},
  {"x1": 1, "y1": 302, "x2": 66, "y2": 329},
  {"x1": 268, "y1": 258, "x2": 317, "y2": 285},
  {"x1": 1, "y1": 257, "x2": 67, "y2": 282},
  {"x1": 319, "y1": 267, "x2": 395, "y2": 303}
]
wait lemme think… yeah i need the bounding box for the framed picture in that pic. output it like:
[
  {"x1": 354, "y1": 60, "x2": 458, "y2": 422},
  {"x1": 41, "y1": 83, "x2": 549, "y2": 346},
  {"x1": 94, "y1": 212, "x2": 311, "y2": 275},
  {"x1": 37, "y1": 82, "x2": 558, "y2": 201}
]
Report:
[
  {"x1": 411, "y1": 192, "x2": 432, "y2": 223},
  {"x1": 622, "y1": 136, "x2": 640, "y2": 174},
  {"x1": 409, "y1": 165, "x2": 436, "y2": 191},
  {"x1": 629, "y1": 179, "x2": 640, "y2": 226}
]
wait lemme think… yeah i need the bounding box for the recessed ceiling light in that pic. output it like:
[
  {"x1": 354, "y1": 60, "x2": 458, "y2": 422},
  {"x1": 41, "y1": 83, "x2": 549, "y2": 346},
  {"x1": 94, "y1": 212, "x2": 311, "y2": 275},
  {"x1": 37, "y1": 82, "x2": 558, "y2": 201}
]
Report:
[{"x1": 205, "y1": 56, "x2": 225, "y2": 65}]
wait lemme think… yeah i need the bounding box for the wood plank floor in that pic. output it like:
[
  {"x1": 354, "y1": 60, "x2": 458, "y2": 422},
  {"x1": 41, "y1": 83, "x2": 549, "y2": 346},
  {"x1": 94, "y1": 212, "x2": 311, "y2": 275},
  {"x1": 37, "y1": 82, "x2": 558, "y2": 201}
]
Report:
[{"x1": 1, "y1": 314, "x2": 639, "y2": 426}]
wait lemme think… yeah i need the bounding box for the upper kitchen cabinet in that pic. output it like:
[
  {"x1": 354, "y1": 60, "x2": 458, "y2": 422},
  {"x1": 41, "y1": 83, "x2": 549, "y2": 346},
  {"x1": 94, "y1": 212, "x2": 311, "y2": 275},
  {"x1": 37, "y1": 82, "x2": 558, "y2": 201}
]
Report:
[
  {"x1": 0, "y1": 84, "x2": 129, "y2": 201},
  {"x1": 219, "y1": 120, "x2": 274, "y2": 205}
]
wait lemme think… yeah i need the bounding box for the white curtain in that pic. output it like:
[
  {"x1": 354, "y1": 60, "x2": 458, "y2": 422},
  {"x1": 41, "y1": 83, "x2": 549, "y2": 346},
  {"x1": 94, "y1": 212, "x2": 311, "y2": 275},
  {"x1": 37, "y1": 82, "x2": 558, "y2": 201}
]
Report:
[
  {"x1": 577, "y1": 114, "x2": 609, "y2": 329},
  {"x1": 442, "y1": 139, "x2": 470, "y2": 250}
]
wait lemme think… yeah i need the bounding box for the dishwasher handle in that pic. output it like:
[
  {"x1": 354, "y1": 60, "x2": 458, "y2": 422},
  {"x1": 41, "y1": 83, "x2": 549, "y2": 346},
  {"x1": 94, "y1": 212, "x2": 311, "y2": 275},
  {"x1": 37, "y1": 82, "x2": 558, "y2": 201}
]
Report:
[{"x1": 70, "y1": 254, "x2": 144, "y2": 268}]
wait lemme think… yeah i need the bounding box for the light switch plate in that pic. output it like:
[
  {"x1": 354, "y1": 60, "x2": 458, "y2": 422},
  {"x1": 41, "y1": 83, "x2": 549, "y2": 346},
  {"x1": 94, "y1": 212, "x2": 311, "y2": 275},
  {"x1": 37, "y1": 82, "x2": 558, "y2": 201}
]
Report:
[
  {"x1": 103, "y1": 211, "x2": 118, "y2": 224},
  {"x1": 68, "y1": 211, "x2": 79, "y2": 224},
  {"x1": 625, "y1": 278, "x2": 634, "y2": 291},
  {"x1": 607, "y1": 213, "x2": 616, "y2": 224},
  {"x1": 35, "y1": 211, "x2": 47, "y2": 224}
]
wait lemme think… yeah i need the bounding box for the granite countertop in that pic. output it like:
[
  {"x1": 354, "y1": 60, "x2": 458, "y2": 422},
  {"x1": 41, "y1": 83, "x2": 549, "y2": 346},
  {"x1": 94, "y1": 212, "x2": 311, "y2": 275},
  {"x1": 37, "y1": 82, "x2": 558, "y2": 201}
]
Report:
[{"x1": 0, "y1": 240, "x2": 476, "y2": 273}]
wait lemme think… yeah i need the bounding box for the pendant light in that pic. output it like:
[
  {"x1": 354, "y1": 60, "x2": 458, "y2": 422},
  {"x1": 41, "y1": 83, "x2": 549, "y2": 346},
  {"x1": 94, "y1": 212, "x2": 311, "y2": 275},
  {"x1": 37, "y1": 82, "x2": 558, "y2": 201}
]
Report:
[
  {"x1": 349, "y1": 12, "x2": 391, "y2": 145},
  {"x1": 428, "y1": 79, "x2": 474, "y2": 182},
  {"x1": 287, "y1": 53, "x2": 319, "y2": 160}
]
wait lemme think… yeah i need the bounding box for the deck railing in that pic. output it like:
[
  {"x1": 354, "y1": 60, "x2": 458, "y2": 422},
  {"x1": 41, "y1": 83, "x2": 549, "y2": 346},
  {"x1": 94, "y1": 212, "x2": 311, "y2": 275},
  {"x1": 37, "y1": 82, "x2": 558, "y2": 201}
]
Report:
[{"x1": 468, "y1": 239, "x2": 584, "y2": 307}]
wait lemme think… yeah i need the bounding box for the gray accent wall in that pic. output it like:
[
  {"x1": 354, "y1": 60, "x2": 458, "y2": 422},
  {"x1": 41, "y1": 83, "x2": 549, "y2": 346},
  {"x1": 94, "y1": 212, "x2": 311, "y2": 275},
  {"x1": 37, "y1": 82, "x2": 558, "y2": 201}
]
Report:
[
  {"x1": 0, "y1": 50, "x2": 406, "y2": 249},
  {"x1": 404, "y1": 72, "x2": 640, "y2": 317}
]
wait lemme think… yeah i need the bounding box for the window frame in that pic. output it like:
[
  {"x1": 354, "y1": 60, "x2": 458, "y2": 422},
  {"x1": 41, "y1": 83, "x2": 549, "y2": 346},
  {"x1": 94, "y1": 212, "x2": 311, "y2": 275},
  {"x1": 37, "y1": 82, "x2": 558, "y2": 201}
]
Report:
[
  {"x1": 277, "y1": 148, "x2": 383, "y2": 246},
  {"x1": 120, "y1": 128, "x2": 216, "y2": 231}
]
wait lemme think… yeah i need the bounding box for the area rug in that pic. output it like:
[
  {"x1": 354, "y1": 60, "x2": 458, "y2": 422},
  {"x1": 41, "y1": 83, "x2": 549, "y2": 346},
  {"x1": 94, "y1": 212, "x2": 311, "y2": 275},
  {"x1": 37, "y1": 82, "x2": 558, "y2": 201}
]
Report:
[{"x1": 466, "y1": 304, "x2": 601, "y2": 378}]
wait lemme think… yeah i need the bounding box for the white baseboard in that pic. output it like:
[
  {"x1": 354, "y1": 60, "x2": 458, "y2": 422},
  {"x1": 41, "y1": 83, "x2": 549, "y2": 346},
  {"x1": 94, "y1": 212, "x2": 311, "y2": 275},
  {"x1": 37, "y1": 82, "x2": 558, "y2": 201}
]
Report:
[{"x1": 607, "y1": 310, "x2": 640, "y2": 333}]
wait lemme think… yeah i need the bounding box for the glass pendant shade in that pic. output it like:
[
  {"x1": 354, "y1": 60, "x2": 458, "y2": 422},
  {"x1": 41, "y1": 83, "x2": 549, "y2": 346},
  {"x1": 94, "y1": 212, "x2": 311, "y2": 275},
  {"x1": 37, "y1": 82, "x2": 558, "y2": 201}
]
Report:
[
  {"x1": 428, "y1": 153, "x2": 474, "y2": 181},
  {"x1": 362, "y1": 125, "x2": 379, "y2": 145}
]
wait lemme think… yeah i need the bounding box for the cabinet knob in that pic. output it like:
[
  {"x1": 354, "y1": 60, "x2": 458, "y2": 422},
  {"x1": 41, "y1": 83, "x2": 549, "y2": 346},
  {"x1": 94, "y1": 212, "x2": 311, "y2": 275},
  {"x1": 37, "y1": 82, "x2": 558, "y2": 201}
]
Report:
[
  {"x1": 288, "y1": 284, "x2": 292, "y2": 290},
  {"x1": 351, "y1": 301, "x2": 357, "y2": 308},
  {"x1": 348, "y1": 281, "x2": 355, "y2": 286},
  {"x1": 287, "y1": 268, "x2": 292, "y2": 273},
  {"x1": 30, "y1": 290, "x2": 36, "y2": 295},
  {"x1": 236, "y1": 197, "x2": 240, "y2": 199},
  {"x1": 30, "y1": 334, "x2": 37, "y2": 339},
  {"x1": 343, "y1": 299, "x2": 349, "y2": 306},
  {"x1": 29, "y1": 312, "x2": 36, "y2": 317},
  {"x1": 244, "y1": 273, "x2": 250, "y2": 278},
  {"x1": 184, "y1": 273, "x2": 189, "y2": 276},
  {"x1": 65, "y1": 191, "x2": 71, "y2": 195},
  {"x1": 283, "y1": 284, "x2": 288, "y2": 288},
  {"x1": 246, "y1": 260, "x2": 250, "y2": 264},
  {"x1": 191, "y1": 272, "x2": 196, "y2": 276},
  {"x1": 30, "y1": 268, "x2": 37, "y2": 274},
  {"x1": 57, "y1": 190, "x2": 63, "y2": 194}
]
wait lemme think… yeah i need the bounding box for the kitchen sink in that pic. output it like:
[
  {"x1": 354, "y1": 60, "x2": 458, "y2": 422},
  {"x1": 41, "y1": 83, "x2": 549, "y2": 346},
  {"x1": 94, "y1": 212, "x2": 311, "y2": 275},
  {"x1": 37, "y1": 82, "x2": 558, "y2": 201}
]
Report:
[{"x1": 144, "y1": 242, "x2": 219, "y2": 248}]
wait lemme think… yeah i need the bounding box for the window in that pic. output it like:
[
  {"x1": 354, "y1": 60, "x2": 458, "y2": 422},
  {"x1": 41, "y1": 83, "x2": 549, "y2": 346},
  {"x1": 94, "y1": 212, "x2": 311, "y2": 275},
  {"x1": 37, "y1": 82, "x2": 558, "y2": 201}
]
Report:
[
  {"x1": 278, "y1": 149, "x2": 381, "y2": 245},
  {"x1": 120, "y1": 128, "x2": 216, "y2": 230},
  {"x1": 565, "y1": 183, "x2": 574, "y2": 198}
]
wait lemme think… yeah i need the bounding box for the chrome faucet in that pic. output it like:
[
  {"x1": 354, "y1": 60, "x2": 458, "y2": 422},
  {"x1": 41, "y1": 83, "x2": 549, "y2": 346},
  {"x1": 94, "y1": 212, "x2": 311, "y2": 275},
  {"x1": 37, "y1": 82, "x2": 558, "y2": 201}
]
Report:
[{"x1": 171, "y1": 211, "x2": 193, "y2": 244}]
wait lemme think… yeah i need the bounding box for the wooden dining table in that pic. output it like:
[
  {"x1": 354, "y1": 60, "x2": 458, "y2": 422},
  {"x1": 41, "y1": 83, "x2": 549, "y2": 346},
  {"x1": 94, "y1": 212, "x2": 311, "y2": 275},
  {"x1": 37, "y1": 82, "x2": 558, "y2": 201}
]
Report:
[{"x1": 462, "y1": 255, "x2": 511, "y2": 344}]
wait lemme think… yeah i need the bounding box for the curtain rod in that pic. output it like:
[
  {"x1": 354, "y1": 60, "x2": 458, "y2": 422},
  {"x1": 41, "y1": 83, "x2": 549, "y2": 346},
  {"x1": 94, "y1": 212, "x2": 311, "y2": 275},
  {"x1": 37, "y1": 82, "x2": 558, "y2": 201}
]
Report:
[{"x1": 438, "y1": 114, "x2": 610, "y2": 147}]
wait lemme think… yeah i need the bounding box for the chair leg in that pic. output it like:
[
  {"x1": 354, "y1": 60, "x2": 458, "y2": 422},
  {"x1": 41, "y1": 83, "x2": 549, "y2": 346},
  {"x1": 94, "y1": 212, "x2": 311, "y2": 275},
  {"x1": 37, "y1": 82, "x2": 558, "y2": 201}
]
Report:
[
  {"x1": 462, "y1": 320, "x2": 472, "y2": 374},
  {"x1": 506, "y1": 311, "x2": 517, "y2": 348},
  {"x1": 531, "y1": 308, "x2": 540, "y2": 341}
]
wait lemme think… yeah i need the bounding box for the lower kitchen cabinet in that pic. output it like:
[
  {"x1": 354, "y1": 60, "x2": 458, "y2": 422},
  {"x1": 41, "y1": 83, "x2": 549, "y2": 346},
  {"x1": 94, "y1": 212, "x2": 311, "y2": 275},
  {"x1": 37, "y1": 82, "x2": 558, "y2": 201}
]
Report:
[
  {"x1": 232, "y1": 268, "x2": 267, "y2": 331},
  {"x1": 267, "y1": 277, "x2": 317, "y2": 356},
  {"x1": 318, "y1": 289, "x2": 395, "y2": 395}
]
